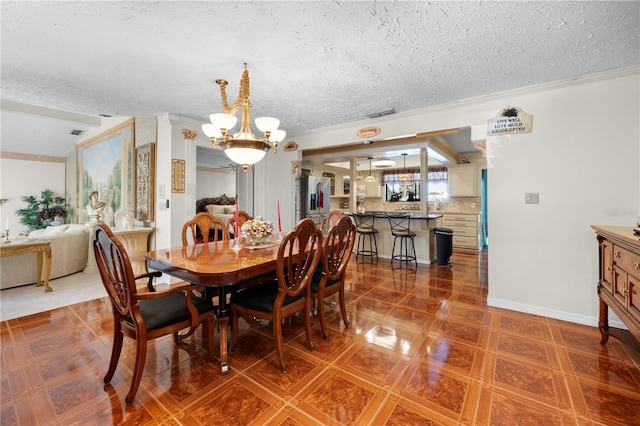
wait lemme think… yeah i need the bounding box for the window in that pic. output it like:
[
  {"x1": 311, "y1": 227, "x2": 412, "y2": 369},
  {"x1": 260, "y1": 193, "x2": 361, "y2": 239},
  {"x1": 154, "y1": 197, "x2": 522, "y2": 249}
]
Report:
[
  {"x1": 382, "y1": 169, "x2": 420, "y2": 202},
  {"x1": 381, "y1": 167, "x2": 449, "y2": 201},
  {"x1": 427, "y1": 167, "x2": 448, "y2": 200}
]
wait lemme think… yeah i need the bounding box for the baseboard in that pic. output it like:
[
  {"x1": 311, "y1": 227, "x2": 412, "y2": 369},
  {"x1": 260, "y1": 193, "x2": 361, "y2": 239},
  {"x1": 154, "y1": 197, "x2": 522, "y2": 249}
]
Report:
[{"x1": 487, "y1": 297, "x2": 628, "y2": 330}]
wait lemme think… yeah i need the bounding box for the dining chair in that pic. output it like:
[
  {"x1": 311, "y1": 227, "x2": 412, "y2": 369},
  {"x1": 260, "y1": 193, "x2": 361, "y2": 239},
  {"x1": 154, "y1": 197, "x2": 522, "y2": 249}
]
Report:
[
  {"x1": 320, "y1": 209, "x2": 343, "y2": 234},
  {"x1": 230, "y1": 218, "x2": 323, "y2": 372},
  {"x1": 182, "y1": 212, "x2": 229, "y2": 245},
  {"x1": 311, "y1": 215, "x2": 356, "y2": 339},
  {"x1": 93, "y1": 223, "x2": 216, "y2": 404},
  {"x1": 227, "y1": 210, "x2": 252, "y2": 238}
]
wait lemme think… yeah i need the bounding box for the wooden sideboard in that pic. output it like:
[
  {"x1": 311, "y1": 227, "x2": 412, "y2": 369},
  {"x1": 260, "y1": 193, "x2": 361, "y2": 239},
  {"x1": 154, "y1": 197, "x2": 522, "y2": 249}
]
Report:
[
  {"x1": 85, "y1": 226, "x2": 153, "y2": 278},
  {"x1": 592, "y1": 225, "x2": 640, "y2": 350}
]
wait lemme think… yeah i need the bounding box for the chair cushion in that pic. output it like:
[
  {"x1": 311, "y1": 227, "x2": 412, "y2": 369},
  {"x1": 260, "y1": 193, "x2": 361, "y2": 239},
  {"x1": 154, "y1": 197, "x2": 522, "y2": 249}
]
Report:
[
  {"x1": 124, "y1": 292, "x2": 214, "y2": 331},
  {"x1": 392, "y1": 230, "x2": 416, "y2": 237},
  {"x1": 310, "y1": 267, "x2": 339, "y2": 292},
  {"x1": 232, "y1": 280, "x2": 304, "y2": 313},
  {"x1": 356, "y1": 227, "x2": 378, "y2": 234}
]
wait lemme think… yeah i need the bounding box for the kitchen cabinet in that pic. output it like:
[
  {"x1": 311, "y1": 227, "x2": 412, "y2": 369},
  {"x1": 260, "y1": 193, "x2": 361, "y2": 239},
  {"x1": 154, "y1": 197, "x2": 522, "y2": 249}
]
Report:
[
  {"x1": 342, "y1": 176, "x2": 350, "y2": 195},
  {"x1": 442, "y1": 214, "x2": 482, "y2": 250},
  {"x1": 365, "y1": 176, "x2": 380, "y2": 197},
  {"x1": 592, "y1": 226, "x2": 640, "y2": 349},
  {"x1": 448, "y1": 164, "x2": 476, "y2": 197}
]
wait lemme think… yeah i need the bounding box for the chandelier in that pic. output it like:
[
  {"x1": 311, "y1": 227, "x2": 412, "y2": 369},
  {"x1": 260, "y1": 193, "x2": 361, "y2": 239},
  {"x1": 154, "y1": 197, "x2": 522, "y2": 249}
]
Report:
[
  {"x1": 202, "y1": 63, "x2": 286, "y2": 172},
  {"x1": 398, "y1": 153, "x2": 411, "y2": 181}
]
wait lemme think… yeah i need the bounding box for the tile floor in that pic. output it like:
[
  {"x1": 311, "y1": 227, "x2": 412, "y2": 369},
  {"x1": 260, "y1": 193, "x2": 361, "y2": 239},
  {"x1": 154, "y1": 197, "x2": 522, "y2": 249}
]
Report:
[{"x1": 2, "y1": 250, "x2": 640, "y2": 425}]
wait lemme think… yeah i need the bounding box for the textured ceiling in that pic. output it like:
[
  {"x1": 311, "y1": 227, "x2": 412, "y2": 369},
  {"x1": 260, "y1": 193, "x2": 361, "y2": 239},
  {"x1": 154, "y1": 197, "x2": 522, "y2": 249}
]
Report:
[{"x1": 1, "y1": 1, "x2": 639, "y2": 158}]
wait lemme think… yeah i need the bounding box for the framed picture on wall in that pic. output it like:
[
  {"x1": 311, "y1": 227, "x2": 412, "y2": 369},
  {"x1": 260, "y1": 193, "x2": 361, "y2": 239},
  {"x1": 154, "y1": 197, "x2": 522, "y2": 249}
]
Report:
[
  {"x1": 172, "y1": 159, "x2": 186, "y2": 193},
  {"x1": 76, "y1": 118, "x2": 135, "y2": 225},
  {"x1": 135, "y1": 143, "x2": 155, "y2": 222}
]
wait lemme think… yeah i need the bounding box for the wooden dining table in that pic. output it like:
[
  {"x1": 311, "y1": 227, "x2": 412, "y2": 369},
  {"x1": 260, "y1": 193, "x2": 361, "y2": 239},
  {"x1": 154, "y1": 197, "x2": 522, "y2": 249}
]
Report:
[{"x1": 145, "y1": 239, "x2": 285, "y2": 373}]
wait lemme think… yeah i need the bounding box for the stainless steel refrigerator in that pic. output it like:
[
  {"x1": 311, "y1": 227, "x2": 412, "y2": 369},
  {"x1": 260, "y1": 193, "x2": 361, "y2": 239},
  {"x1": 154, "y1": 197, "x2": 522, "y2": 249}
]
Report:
[{"x1": 300, "y1": 176, "x2": 331, "y2": 225}]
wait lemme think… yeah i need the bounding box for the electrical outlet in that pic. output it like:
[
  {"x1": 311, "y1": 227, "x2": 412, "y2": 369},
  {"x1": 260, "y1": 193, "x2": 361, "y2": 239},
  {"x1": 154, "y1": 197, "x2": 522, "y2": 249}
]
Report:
[{"x1": 525, "y1": 193, "x2": 539, "y2": 204}]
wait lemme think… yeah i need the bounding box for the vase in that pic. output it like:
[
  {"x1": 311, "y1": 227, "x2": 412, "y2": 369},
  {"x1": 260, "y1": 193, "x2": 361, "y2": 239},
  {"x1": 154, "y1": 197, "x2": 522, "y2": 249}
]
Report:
[{"x1": 248, "y1": 235, "x2": 269, "y2": 245}]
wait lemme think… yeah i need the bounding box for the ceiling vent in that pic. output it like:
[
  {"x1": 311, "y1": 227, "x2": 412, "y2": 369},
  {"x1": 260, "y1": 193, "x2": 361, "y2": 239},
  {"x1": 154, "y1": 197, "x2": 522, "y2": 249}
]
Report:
[
  {"x1": 366, "y1": 109, "x2": 396, "y2": 119},
  {"x1": 70, "y1": 129, "x2": 84, "y2": 136}
]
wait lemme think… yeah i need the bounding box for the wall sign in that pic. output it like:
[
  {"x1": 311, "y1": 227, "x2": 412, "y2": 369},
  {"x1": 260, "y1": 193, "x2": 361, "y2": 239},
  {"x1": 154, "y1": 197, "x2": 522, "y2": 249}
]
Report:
[
  {"x1": 356, "y1": 126, "x2": 381, "y2": 138},
  {"x1": 487, "y1": 106, "x2": 533, "y2": 136}
]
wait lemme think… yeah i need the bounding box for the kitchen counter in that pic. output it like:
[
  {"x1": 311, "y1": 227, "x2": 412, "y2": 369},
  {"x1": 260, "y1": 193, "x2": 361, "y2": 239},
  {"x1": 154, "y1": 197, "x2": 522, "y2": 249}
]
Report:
[
  {"x1": 361, "y1": 212, "x2": 443, "y2": 220},
  {"x1": 349, "y1": 212, "x2": 441, "y2": 264}
]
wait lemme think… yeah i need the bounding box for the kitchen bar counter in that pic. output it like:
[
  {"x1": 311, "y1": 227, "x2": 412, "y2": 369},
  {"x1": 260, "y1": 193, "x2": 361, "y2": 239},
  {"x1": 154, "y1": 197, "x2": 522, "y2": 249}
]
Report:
[
  {"x1": 362, "y1": 212, "x2": 443, "y2": 220},
  {"x1": 350, "y1": 212, "x2": 442, "y2": 264}
]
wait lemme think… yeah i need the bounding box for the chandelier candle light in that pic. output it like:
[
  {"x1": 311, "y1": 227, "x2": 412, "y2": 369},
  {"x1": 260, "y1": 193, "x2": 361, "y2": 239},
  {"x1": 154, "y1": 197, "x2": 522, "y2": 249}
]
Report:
[{"x1": 202, "y1": 63, "x2": 286, "y2": 172}]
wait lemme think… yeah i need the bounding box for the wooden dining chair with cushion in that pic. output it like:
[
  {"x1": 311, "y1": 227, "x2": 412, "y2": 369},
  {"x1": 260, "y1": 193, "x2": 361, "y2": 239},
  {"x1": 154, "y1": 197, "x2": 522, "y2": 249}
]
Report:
[
  {"x1": 93, "y1": 223, "x2": 216, "y2": 404},
  {"x1": 230, "y1": 218, "x2": 323, "y2": 372},
  {"x1": 227, "y1": 210, "x2": 252, "y2": 238},
  {"x1": 320, "y1": 209, "x2": 344, "y2": 233},
  {"x1": 182, "y1": 212, "x2": 229, "y2": 245},
  {"x1": 311, "y1": 215, "x2": 356, "y2": 339}
]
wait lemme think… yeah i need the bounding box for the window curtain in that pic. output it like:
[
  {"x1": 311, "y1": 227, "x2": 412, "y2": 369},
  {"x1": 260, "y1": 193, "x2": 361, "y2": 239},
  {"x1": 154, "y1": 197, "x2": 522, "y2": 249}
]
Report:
[
  {"x1": 427, "y1": 167, "x2": 448, "y2": 186},
  {"x1": 382, "y1": 168, "x2": 421, "y2": 185}
]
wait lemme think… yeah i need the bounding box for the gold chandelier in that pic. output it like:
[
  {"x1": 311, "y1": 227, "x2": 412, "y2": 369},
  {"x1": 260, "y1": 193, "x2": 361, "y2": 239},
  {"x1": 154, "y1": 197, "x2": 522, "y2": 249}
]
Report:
[{"x1": 202, "y1": 63, "x2": 286, "y2": 172}]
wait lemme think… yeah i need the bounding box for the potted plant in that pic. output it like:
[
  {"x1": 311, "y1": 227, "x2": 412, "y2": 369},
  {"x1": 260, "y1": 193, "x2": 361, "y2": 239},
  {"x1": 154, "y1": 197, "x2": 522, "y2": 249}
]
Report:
[{"x1": 15, "y1": 189, "x2": 68, "y2": 230}]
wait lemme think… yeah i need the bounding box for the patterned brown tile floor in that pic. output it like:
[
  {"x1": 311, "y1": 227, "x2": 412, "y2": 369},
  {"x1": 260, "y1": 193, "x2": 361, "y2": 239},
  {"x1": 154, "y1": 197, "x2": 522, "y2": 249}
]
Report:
[{"x1": 2, "y1": 249, "x2": 640, "y2": 425}]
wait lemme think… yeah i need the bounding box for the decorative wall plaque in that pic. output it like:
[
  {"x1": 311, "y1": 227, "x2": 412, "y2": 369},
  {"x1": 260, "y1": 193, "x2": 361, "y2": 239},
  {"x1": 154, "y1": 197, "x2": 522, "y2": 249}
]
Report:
[
  {"x1": 487, "y1": 106, "x2": 533, "y2": 136},
  {"x1": 171, "y1": 159, "x2": 186, "y2": 193},
  {"x1": 356, "y1": 126, "x2": 381, "y2": 138},
  {"x1": 135, "y1": 143, "x2": 155, "y2": 221},
  {"x1": 283, "y1": 141, "x2": 299, "y2": 152}
]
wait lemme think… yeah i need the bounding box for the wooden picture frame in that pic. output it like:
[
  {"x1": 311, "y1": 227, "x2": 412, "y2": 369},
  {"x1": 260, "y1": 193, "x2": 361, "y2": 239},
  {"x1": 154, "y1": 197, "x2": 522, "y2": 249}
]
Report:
[
  {"x1": 76, "y1": 118, "x2": 135, "y2": 225},
  {"x1": 135, "y1": 143, "x2": 155, "y2": 222},
  {"x1": 172, "y1": 159, "x2": 186, "y2": 193}
]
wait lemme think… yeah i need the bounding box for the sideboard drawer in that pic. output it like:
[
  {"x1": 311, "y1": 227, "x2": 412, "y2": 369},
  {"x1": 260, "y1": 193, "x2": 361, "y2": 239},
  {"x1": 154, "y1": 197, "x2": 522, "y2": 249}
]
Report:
[{"x1": 615, "y1": 244, "x2": 640, "y2": 281}]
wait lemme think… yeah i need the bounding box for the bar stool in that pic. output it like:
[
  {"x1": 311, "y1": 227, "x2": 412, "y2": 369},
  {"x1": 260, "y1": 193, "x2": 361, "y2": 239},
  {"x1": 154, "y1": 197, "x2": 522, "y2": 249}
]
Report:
[
  {"x1": 387, "y1": 214, "x2": 417, "y2": 268},
  {"x1": 354, "y1": 213, "x2": 378, "y2": 261}
]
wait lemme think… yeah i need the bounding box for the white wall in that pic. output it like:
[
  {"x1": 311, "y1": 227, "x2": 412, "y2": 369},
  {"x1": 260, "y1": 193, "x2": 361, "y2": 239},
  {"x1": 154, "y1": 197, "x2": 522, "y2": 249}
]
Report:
[
  {"x1": 282, "y1": 67, "x2": 640, "y2": 327},
  {"x1": 486, "y1": 70, "x2": 639, "y2": 326},
  {"x1": 0, "y1": 157, "x2": 66, "y2": 232},
  {"x1": 196, "y1": 168, "x2": 235, "y2": 200}
]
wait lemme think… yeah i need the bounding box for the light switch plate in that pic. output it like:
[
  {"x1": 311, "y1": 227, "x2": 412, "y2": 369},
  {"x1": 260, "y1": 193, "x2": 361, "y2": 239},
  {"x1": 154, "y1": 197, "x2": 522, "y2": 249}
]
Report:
[{"x1": 525, "y1": 192, "x2": 539, "y2": 204}]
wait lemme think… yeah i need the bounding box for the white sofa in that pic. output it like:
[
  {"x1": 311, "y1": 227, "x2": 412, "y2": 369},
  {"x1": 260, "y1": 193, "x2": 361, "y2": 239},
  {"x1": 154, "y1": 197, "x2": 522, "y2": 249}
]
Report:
[{"x1": 0, "y1": 224, "x2": 90, "y2": 289}]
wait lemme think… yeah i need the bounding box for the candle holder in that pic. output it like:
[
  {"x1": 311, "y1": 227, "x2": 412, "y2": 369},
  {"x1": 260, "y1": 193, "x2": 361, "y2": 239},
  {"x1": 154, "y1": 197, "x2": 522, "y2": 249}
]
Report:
[
  {"x1": 231, "y1": 235, "x2": 242, "y2": 254},
  {"x1": 3, "y1": 229, "x2": 11, "y2": 243}
]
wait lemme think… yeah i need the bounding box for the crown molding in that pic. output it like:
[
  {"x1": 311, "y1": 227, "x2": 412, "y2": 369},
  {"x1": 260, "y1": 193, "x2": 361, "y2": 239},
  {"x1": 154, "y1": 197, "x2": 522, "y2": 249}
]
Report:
[
  {"x1": 290, "y1": 65, "x2": 640, "y2": 139},
  {"x1": 1, "y1": 151, "x2": 66, "y2": 163}
]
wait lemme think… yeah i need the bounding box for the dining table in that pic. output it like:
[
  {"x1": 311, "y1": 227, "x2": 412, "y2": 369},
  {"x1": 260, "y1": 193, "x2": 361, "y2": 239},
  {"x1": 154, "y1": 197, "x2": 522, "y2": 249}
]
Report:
[{"x1": 145, "y1": 238, "x2": 286, "y2": 373}]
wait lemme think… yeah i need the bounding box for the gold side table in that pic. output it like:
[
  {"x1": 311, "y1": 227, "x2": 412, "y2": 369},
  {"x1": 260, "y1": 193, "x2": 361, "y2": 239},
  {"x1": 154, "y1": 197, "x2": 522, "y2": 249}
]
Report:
[{"x1": 0, "y1": 238, "x2": 52, "y2": 292}]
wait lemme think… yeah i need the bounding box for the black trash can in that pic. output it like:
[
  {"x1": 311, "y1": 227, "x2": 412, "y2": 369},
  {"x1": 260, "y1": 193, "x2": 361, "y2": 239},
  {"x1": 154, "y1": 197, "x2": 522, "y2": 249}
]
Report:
[{"x1": 434, "y1": 227, "x2": 454, "y2": 265}]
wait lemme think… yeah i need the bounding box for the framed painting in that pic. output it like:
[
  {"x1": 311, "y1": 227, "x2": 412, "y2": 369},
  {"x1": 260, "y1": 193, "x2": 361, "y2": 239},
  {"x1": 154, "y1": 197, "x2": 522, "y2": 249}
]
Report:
[
  {"x1": 76, "y1": 118, "x2": 135, "y2": 225},
  {"x1": 135, "y1": 143, "x2": 155, "y2": 222},
  {"x1": 172, "y1": 159, "x2": 186, "y2": 193}
]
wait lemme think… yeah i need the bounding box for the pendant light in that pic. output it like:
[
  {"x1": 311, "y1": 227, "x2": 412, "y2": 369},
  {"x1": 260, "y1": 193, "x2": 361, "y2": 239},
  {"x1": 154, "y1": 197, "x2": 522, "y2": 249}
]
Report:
[
  {"x1": 398, "y1": 153, "x2": 411, "y2": 181},
  {"x1": 365, "y1": 157, "x2": 376, "y2": 182}
]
